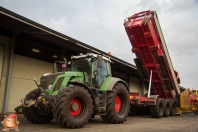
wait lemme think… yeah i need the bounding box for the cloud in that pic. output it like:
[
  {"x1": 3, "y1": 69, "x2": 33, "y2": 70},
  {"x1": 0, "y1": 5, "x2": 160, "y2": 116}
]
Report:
[{"x1": 1, "y1": 0, "x2": 198, "y2": 89}]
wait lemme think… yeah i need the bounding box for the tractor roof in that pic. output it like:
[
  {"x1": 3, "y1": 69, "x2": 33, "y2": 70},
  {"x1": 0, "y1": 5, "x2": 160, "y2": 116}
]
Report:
[{"x1": 71, "y1": 53, "x2": 111, "y2": 62}]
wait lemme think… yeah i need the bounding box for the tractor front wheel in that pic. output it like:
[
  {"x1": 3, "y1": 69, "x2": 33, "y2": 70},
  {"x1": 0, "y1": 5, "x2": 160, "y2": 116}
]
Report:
[
  {"x1": 104, "y1": 83, "x2": 130, "y2": 123},
  {"x1": 51, "y1": 86, "x2": 93, "y2": 128},
  {"x1": 22, "y1": 89, "x2": 53, "y2": 124}
]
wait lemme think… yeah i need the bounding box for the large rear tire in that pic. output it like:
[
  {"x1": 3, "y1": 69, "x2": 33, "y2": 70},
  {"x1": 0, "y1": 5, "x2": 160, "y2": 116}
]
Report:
[
  {"x1": 150, "y1": 98, "x2": 164, "y2": 118},
  {"x1": 103, "y1": 83, "x2": 130, "y2": 123},
  {"x1": 51, "y1": 86, "x2": 93, "y2": 128},
  {"x1": 22, "y1": 89, "x2": 53, "y2": 124}
]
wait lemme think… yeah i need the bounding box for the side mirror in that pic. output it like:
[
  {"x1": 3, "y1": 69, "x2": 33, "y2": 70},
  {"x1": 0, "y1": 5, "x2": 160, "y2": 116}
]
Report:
[
  {"x1": 94, "y1": 71, "x2": 97, "y2": 78},
  {"x1": 98, "y1": 55, "x2": 102, "y2": 68}
]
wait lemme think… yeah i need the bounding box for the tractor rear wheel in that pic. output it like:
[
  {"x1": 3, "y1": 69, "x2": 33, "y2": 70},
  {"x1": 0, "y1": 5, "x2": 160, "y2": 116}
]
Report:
[
  {"x1": 150, "y1": 98, "x2": 164, "y2": 118},
  {"x1": 51, "y1": 86, "x2": 93, "y2": 128},
  {"x1": 103, "y1": 83, "x2": 130, "y2": 123},
  {"x1": 22, "y1": 89, "x2": 53, "y2": 124}
]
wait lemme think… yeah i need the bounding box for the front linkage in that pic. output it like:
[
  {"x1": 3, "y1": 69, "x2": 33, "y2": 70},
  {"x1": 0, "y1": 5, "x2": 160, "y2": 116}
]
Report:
[{"x1": 21, "y1": 79, "x2": 53, "y2": 123}]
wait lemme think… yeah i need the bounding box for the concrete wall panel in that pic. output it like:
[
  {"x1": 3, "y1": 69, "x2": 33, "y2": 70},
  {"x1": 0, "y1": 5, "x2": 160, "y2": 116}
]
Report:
[
  {"x1": 6, "y1": 54, "x2": 53, "y2": 112},
  {"x1": 129, "y1": 80, "x2": 139, "y2": 93}
]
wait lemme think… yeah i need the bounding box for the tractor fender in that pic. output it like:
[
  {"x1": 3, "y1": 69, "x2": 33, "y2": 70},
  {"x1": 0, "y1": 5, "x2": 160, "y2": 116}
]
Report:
[
  {"x1": 69, "y1": 81, "x2": 96, "y2": 104},
  {"x1": 103, "y1": 77, "x2": 129, "y2": 92}
]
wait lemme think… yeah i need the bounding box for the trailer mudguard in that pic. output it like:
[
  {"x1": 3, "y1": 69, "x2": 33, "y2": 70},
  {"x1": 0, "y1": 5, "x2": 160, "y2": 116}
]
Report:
[
  {"x1": 147, "y1": 95, "x2": 159, "y2": 105},
  {"x1": 99, "y1": 77, "x2": 129, "y2": 91}
]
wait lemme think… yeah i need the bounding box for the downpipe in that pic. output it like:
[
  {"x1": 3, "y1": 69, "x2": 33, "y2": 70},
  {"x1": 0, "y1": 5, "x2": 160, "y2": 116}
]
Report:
[{"x1": 148, "y1": 69, "x2": 152, "y2": 97}]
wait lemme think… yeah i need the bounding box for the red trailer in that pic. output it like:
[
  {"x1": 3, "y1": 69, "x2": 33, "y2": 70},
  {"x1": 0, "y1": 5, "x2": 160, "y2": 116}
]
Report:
[{"x1": 124, "y1": 10, "x2": 189, "y2": 117}]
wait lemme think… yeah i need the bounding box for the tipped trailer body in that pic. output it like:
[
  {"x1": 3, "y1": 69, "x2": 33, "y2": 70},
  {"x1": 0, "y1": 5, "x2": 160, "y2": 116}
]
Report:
[{"x1": 124, "y1": 10, "x2": 193, "y2": 117}]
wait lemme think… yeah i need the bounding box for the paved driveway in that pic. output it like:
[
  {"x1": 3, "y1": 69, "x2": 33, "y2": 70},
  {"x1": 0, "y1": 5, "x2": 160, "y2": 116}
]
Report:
[{"x1": 0, "y1": 113, "x2": 198, "y2": 132}]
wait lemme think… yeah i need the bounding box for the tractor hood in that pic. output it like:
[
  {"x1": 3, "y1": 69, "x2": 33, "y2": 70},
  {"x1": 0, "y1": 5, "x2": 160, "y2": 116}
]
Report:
[{"x1": 40, "y1": 71, "x2": 84, "y2": 93}]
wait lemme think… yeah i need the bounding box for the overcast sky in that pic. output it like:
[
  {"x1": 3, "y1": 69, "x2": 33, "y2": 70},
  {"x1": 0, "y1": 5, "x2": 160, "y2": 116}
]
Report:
[{"x1": 1, "y1": 0, "x2": 198, "y2": 89}]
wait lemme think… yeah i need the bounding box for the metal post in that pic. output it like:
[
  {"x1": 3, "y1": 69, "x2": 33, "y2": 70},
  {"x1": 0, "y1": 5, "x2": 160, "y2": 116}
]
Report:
[
  {"x1": 3, "y1": 32, "x2": 19, "y2": 113},
  {"x1": 147, "y1": 69, "x2": 152, "y2": 97}
]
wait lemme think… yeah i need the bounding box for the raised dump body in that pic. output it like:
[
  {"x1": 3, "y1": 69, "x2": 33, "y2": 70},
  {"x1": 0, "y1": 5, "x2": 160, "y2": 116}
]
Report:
[{"x1": 124, "y1": 10, "x2": 180, "y2": 99}]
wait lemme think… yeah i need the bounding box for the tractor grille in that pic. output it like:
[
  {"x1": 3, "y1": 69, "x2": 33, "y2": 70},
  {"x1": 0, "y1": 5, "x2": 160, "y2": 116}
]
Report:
[{"x1": 40, "y1": 73, "x2": 63, "y2": 90}]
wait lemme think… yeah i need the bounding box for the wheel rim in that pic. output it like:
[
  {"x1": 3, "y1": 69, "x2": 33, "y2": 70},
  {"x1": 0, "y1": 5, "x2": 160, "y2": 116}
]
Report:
[
  {"x1": 115, "y1": 95, "x2": 121, "y2": 113},
  {"x1": 69, "y1": 98, "x2": 82, "y2": 117}
]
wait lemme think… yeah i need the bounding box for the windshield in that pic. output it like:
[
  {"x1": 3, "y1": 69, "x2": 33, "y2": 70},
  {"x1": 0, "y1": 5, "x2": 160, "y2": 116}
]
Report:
[
  {"x1": 71, "y1": 58, "x2": 92, "y2": 86},
  {"x1": 71, "y1": 58, "x2": 91, "y2": 73}
]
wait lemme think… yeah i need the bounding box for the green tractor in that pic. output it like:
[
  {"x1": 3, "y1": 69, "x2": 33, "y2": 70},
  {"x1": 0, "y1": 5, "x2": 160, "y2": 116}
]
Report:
[{"x1": 21, "y1": 53, "x2": 130, "y2": 128}]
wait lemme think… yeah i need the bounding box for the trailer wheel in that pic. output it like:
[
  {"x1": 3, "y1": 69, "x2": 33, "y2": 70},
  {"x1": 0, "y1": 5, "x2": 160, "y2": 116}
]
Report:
[
  {"x1": 170, "y1": 100, "x2": 176, "y2": 116},
  {"x1": 104, "y1": 83, "x2": 130, "y2": 123},
  {"x1": 190, "y1": 103, "x2": 198, "y2": 113},
  {"x1": 163, "y1": 99, "x2": 170, "y2": 117},
  {"x1": 51, "y1": 86, "x2": 93, "y2": 128},
  {"x1": 22, "y1": 89, "x2": 53, "y2": 124},
  {"x1": 150, "y1": 98, "x2": 164, "y2": 118}
]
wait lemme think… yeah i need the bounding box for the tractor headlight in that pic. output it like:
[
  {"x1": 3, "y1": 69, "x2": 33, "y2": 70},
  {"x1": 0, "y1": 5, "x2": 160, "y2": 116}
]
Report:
[{"x1": 47, "y1": 85, "x2": 52, "y2": 91}]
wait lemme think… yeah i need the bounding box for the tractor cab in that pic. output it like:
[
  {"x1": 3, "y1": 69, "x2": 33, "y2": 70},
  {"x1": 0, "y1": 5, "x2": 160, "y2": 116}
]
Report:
[{"x1": 70, "y1": 53, "x2": 112, "y2": 88}]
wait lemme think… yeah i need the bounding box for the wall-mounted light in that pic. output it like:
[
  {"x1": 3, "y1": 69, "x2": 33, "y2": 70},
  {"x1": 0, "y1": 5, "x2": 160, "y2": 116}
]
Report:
[
  {"x1": 32, "y1": 48, "x2": 39, "y2": 53},
  {"x1": 53, "y1": 54, "x2": 57, "y2": 58}
]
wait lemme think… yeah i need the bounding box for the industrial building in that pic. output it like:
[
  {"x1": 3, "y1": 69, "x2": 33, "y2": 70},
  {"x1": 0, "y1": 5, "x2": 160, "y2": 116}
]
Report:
[{"x1": 0, "y1": 7, "x2": 147, "y2": 113}]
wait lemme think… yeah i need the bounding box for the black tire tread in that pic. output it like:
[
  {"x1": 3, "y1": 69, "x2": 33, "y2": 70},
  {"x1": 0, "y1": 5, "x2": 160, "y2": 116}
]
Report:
[
  {"x1": 51, "y1": 86, "x2": 93, "y2": 128},
  {"x1": 170, "y1": 100, "x2": 176, "y2": 116},
  {"x1": 163, "y1": 99, "x2": 170, "y2": 117},
  {"x1": 150, "y1": 98, "x2": 164, "y2": 118},
  {"x1": 103, "y1": 83, "x2": 130, "y2": 123}
]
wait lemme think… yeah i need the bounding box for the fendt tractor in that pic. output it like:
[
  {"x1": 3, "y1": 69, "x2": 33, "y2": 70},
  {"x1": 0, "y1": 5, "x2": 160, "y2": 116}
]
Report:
[
  {"x1": 124, "y1": 10, "x2": 194, "y2": 117},
  {"x1": 21, "y1": 53, "x2": 130, "y2": 128}
]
